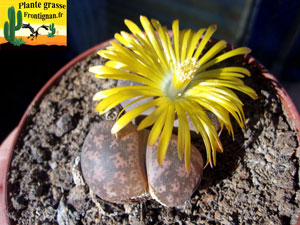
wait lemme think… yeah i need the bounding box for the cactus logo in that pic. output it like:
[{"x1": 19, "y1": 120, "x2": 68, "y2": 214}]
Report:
[{"x1": 0, "y1": 0, "x2": 67, "y2": 49}]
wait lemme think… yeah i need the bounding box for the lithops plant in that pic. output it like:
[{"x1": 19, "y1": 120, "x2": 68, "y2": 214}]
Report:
[
  {"x1": 90, "y1": 16, "x2": 257, "y2": 170},
  {"x1": 81, "y1": 120, "x2": 203, "y2": 207},
  {"x1": 81, "y1": 121, "x2": 149, "y2": 203},
  {"x1": 85, "y1": 16, "x2": 257, "y2": 207},
  {"x1": 146, "y1": 135, "x2": 203, "y2": 207}
]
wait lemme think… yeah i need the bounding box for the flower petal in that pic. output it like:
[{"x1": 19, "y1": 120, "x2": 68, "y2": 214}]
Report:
[
  {"x1": 148, "y1": 106, "x2": 168, "y2": 146},
  {"x1": 137, "y1": 98, "x2": 168, "y2": 130},
  {"x1": 174, "y1": 102, "x2": 185, "y2": 160},
  {"x1": 93, "y1": 85, "x2": 162, "y2": 101},
  {"x1": 172, "y1": 19, "x2": 180, "y2": 63},
  {"x1": 95, "y1": 87, "x2": 163, "y2": 114},
  {"x1": 157, "y1": 103, "x2": 175, "y2": 165},
  {"x1": 198, "y1": 47, "x2": 251, "y2": 72},
  {"x1": 193, "y1": 24, "x2": 217, "y2": 60},
  {"x1": 195, "y1": 79, "x2": 258, "y2": 99},
  {"x1": 119, "y1": 31, "x2": 166, "y2": 75},
  {"x1": 180, "y1": 29, "x2": 192, "y2": 63},
  {"x1": 186, "y1": 28, "x2": 206, "y2": 59},
  {"x1": 112, "y1": 98, "x2": 161, "y2": 134},
  {"x1": 180, "y1": 100, "x2": 213, "y2": 167},
  {"x1": 198, "y1": 40, "x2": 227, "y2": 66},
  {"x1": 90, "y1": 65, "x2": 156, "y2": 86},
  {"x1": 175, "y1": 101, "x2": 191, "y2": 171},
  {"x1": 189, "y1": 97, "x2": 232, "y2": 136},
  {"x1": 140, "y1": 16, "x2": 168, "y2": 70}
]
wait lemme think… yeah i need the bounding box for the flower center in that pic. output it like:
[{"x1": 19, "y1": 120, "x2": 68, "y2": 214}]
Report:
[
  {"x1": 174, "y1": 58, "x2": 199, "y2": 83},
  {"x1": 167, "y1": 58, "x2": 199, "y2": 98},
  {"x1": 165, "y1": 58, "x2": 199, "y2": 99}
]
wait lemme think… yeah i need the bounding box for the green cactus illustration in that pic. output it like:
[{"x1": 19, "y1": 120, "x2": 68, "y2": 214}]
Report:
[
  {"x1": 3, "y1": 6, "x2": 23, "y2": 44},
  {"x1": 48, "y1": 23, "x2": 56, "y2": 38},
  {"x1": 12, "y1": 38, "x2": 25, "y2": 46}
]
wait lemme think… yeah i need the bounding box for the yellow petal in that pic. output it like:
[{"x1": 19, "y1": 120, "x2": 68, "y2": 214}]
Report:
[
  {"x1": 174, "y1": 102, "x2": 185, "y2": 160},
  {"x1": 95, "y1": 87, "x2": 163, "y2": 114},
  {"x1": 140, "y1": 16, "x2": 168, "y2": 70},
  {"x1": 180, "y1": 29, "x2": 192, "y2": 62},
  {"x1": 175, "y1": 101, "x2": 192, "y2": 171},
  {"x1": 193, "y1": 24, "x2": 217, "y2": 60},
  {"x1": 93, "y1": 86, "x2": 162, "y2": 101},
  {"x1": 183, "y1": 102, "x2": 212, "y2": 167},
  {"x1": 124, "y1": 19, "x2": 145, "y2": 38},
  {"x1": 151, "y1": 19, "x2": 175, "y2": 67},
  {"x1": 90, "y1": 65, "x2": 156, "y2": 87},
  {"x1": 192, "y1": 91, "x2": 244, "y2": 126},
  {"x1": 196, "y1": 80, "x2": 258, "y2": 99},
  {"x1": 148, "y1": 106, "x2": 168, "y2": 146},
  {"x1": 190, "y1": 97, "x2": 232, "y2": 133},
  {"x1": 138, "y1": 100, "x2": 167, "y2": 130},
  {"x1": 184, "y1": 117, "x2": 191, "y2": 172},
  {"x1": 116, "y1": 96, "x2": 148, "y2": 121},
  {"x1": 98, "y1": 45, "x2": 163, "y2": 84},
  {"x1": 186, "y1": 28, "x2": 206, "y2": 59},
  {"x1": 218, "y1": 67, "x2": 251, "y2": 76},
  {"x1": 183, "y1": 100, "x2": 222, "y2": 167},
  {"x1": 112, "y1": 98, "x2": 160, "y2": 134},
  {"x1": 198, "y1": 47, "x2": 251, "y2": 72},
  {"x1": 114, "y1": 33, "x2": 129, "y2": 46},
  {"x1": 162, "y1": 25, "x2": 176, "y2": 68},
  {"x1": 198, "y1": 40, "x2": 227, "y2": 66},
  {"x1": 187, "y1": 85, "x2": 244, "y2": 106},
  {"x1": 120, "y1": 31, "x2": 166, "y2": 76},
  {"x1": 105, "y1": 60, "x2": 126, "y2": 69},
  {"x1": 157, "y1": 103, "x2": 175, "y2": 164},
  {"x1": 172, "y1": 19, "x2": 180, "y2": 63}
]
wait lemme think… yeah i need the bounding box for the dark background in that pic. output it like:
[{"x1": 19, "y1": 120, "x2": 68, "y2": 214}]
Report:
[{"x1": 1, "y1": 0, "x2": 300, "y2": 142}]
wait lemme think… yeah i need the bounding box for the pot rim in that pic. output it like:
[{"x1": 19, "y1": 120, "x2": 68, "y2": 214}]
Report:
[{"x1": 0, "y1": 37, "x2": 299, "y2": 225}]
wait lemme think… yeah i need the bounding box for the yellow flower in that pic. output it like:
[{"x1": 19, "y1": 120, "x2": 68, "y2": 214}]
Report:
[{"x1": 90, "y1": 16, "x2": 258, "y2": 171}]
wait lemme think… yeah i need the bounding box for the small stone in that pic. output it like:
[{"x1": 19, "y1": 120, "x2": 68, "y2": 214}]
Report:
[
  {"x1": 72, "y1": 157, "x2": 85, "y2": 186},
  {"x1": 146, "y1": 135, "x2": 203, "y2": 207},
  {"x1": 67, "y1": 186, "x2": 87, "y2": 211},
  {"x1": 57, "y1": 200, "x2": 78, "y2": 225},
  {"x1": 49, "y1": 161, "x2": 58, "y2": 169},
  {"x1": 30, "y1": 145, "x2": 50, "y2": 162},
  {"x1": 52, "y1": 187, "x2": 63, "y2": 202},
  {"x1": 81, "y1": 121, "x2": 149, "y2": 203},
  {"x1": 265, "y1": 154, "x2": 273, "y2": 162},
  {"x1": 11, "y1": 195, "x2": 27, "y2": 210},
  {"x1": 55, "y1": 113, "x2": 73, "y2": 137},
  {"x1": 215, "y1": 211, "x2": 222, "y2": 220},
  {"x1": 282, "y1": 146, "x2": 296, "y2": 157}
]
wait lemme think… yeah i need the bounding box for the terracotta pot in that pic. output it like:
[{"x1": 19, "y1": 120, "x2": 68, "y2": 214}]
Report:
[{"x1": 1, "y1": 39, "x2": 300, "y2": 225}]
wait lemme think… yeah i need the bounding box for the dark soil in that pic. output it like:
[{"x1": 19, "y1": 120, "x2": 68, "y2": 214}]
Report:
[{"x1": 7, "y1": 42, "x2": 300, "y2": 224}]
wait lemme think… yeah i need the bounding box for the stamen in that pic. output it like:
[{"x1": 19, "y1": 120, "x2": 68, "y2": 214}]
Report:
[{"x1": 175, "y1": 58, "x2": 199, "y2": 82}]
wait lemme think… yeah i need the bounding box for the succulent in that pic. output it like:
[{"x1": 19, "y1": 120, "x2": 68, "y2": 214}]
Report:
[
  {"x1": 90, "y1": 16, "x2": 257, "y2": 171},
  {"x1": 81, "y1": 121, "x2": 203, "y2": 207},
  {"x1": 146, "y1": 134, "x2": 203, "y2": 207},
  {"x1": 81, "y1": 121, "x2": 148, "y2": 203}
]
